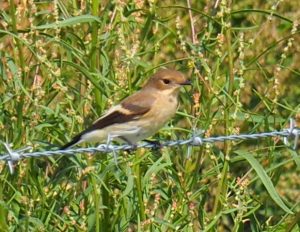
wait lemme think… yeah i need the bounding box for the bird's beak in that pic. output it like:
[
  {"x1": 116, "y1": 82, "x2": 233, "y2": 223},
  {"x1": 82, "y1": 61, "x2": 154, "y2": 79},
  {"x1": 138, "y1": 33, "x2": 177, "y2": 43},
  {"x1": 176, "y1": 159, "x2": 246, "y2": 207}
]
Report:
[{"x1": 180, "y1": 80, "x2": 192, "y2": 86}]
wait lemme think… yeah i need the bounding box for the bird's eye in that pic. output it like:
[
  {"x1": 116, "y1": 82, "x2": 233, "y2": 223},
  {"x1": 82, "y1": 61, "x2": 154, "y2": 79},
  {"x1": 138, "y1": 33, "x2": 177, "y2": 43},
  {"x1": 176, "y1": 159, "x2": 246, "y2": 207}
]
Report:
[{"x1": 162, "y1": 79, "x2": 170, "y2": 84}]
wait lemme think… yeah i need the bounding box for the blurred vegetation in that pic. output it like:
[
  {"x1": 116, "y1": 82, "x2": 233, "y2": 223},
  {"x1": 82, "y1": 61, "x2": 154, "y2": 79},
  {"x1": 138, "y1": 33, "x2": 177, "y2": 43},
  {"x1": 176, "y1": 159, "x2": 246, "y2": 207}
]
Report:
[{"x1": 0, "y1": 0, "x2": 300, "y2": 231}]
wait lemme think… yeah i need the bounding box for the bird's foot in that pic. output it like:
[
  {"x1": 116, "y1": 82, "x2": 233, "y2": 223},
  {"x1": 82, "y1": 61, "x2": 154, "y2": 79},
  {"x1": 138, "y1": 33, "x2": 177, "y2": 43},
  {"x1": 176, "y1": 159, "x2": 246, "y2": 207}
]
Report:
[{"x1": 143, "y1": 140, "x2": 162, "y2": 150}]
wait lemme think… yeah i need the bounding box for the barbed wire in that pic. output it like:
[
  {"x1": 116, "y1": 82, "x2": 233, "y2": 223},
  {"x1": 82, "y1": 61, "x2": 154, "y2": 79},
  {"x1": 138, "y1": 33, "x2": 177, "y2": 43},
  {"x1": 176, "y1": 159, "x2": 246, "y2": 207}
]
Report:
[{"x1": 0, "y1": 119, "x2": 299, "y2": 174}]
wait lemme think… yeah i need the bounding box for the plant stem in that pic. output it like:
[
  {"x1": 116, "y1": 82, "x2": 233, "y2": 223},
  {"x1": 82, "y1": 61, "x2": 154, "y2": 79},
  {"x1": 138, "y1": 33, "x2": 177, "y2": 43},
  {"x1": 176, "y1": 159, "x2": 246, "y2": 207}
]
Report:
[
  {"x1": 213, "y1": 13, "x2": 234, "y2": 215},
  {"x1": 90, "y1": 0, "x2": 102, "y2": 113},
  {"x1": 186, "y1": 0, "x2": 197, "y2": 44},
  {"x1": 0, "y1": 185, "x2": 8, "y2": 231},
  {"x1": 9, "y1": 0, "x2": 25, "y2": 73},
  {"x1": 9, "y1": 0, "x2": 26, "y2": 146},
  {"x1": 134, "y1": 157, "x2": 146, "y2": 222},
  {"x1": 88, "y1": 162, "x2": 100, "y2": 232},
  {"x1": 100, "y1": 178, "x2": 110, "y2": 232}
]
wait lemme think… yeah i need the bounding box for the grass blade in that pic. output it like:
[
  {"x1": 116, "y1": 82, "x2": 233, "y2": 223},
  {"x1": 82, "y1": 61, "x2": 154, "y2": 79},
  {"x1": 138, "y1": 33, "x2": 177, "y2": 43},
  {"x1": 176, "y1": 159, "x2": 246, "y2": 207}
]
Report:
[{"x1": 235, "y1": 150, "x2": 294, "y2": 214}]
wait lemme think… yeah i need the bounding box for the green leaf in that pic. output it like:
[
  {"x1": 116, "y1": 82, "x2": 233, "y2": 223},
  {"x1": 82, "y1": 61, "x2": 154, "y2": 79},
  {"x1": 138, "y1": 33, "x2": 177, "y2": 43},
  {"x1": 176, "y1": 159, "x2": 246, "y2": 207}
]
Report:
[
  {"x1": 120, "y1": 167, "x2": 134, "y2": 199},
  {"x1": 288, "y1": 149, "x2": 300, "y2": 170},
  {"x1": 235, "y1": 150, "x2": 293, "y2": 214},
  {"x1": 0, "y1": 187, "x2": 8, "y2": 232},
  {"x1": 143, "y1": 156, "x2": 171, "y2": 187},
  {"x1": 35, "y1": 15, "x2": 100, "y2": 29},
  {"x1": 35, "y1": 123, "x2": 54, "y2": 131}
]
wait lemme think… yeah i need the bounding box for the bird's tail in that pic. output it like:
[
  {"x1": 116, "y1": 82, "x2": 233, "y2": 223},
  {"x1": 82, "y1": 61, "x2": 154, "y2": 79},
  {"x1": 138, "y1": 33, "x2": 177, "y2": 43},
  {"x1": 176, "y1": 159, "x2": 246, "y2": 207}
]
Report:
[{"x1": 60, "y1": 134, "x2": 82, "y2": 150}]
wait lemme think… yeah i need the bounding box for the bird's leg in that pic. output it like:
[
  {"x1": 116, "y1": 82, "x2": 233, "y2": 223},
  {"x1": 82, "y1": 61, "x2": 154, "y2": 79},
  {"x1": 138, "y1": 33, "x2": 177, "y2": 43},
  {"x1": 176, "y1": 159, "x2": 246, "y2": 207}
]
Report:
[
  {"x1": 119, "y1": 136, "x2": 137, "y2": 151},
  {"x1": 105, "y1": 134, "x2": 119, "y2": 167},
  {"x1": 105, "y1": 133, "x2": 112, "y2": 148}
]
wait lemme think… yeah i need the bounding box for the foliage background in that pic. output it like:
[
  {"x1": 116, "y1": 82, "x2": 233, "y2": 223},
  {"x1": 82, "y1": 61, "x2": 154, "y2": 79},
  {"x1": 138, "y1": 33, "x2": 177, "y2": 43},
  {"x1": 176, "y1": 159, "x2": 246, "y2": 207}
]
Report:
[{"x1": 0, "y1": 0, "x2": 300, "y2": 231}]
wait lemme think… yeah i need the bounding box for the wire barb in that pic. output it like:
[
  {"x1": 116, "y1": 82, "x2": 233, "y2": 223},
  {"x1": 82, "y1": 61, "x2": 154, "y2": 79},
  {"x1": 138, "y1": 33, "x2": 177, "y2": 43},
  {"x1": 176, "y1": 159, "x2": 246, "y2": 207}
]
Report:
[
  {"x1": 283, "y1": 118, "x2": 299, "y2": 150},
  {"x1": 192, "y1": 136, "x2": 203, "y2": 146},
  {"x1": 3, "y1": 143, "x2": 21, "y2": 174}
]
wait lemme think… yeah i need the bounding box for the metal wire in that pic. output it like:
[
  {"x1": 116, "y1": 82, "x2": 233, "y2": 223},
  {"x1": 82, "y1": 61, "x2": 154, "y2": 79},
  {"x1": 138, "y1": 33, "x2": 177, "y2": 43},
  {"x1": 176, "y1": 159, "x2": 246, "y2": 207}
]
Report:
[
  {"x1": 1, "y1": 127, "x2": 299, "y2": 163},
  {"x1": 0, "y1": 118, "x2": 299, "y2": 174}
]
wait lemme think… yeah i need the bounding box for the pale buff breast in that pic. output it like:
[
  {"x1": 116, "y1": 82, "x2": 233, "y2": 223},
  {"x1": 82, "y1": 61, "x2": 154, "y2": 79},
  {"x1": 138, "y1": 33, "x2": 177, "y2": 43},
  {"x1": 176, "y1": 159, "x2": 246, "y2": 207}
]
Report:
[{"x1": 126, "y1": 91, "x2": 179, "y2": 142}]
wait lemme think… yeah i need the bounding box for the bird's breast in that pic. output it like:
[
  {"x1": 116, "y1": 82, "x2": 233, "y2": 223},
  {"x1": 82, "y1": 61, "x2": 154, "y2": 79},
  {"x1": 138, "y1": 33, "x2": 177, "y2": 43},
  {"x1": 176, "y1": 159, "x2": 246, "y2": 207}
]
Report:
[{"x1": 137, "y1": 94, "x2": 178, "y2": 132}]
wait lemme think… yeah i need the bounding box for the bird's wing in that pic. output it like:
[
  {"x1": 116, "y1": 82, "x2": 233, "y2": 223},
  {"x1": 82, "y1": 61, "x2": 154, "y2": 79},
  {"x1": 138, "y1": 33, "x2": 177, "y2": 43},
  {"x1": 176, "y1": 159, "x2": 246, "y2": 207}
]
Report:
[
  {"x1": 89, "y1": 90, "x2": 156, "y2": 132},
  {"x1": 61, "y1": 90, "x2": 156, "y2": 149}
]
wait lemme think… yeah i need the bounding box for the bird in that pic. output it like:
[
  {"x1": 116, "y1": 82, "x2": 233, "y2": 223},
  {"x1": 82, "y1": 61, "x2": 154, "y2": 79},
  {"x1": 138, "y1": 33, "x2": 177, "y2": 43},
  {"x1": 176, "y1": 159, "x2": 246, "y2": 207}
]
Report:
[{"x1": 61, "y1": 68, "x2": 191, "y2": 150}]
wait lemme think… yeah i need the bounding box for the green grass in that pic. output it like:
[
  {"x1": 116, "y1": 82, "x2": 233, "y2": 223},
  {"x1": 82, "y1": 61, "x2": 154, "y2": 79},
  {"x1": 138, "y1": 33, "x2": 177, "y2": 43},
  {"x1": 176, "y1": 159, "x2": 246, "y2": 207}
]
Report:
[{"x1": 1, "y1": 0, "x2": 300, "y2": 231}]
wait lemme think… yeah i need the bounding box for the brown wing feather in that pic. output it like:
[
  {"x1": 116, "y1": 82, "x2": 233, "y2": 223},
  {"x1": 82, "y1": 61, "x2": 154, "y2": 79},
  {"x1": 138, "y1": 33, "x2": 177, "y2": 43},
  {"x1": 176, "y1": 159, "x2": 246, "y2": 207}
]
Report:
[
  {"x1": 85, "y1": 108, "x2": 148, "y2": 133},
  {"x1": 121, "y1": 89, "x2": 156, "y2": 113},
  {"x1": 61, "y1": 90, "x2": 156, "y2": 149},
  {"x1": 88, "y1": 90, "x2": 156, "y2": 131}
]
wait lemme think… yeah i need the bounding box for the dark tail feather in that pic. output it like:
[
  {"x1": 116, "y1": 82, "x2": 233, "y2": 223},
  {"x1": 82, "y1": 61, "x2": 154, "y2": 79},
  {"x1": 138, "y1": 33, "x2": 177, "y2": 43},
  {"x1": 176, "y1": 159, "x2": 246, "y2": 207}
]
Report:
[{"x1": 60, "y1": 134, "x2": 82, "y2": 150}]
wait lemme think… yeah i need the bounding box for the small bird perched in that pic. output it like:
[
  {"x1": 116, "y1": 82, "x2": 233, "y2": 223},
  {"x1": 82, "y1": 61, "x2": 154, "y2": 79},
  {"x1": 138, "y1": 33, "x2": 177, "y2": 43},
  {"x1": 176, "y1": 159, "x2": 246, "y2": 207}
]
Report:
[{"x1": 61, "y1": 69, "x2": 191, "y2": 150}]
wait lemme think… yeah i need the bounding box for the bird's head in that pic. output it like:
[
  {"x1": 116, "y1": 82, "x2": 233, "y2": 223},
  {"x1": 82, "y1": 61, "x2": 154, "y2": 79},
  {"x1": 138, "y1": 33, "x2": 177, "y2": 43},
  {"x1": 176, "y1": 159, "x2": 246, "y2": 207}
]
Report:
[{"x1": 144, "y1": 69, "x2": 191, "y2": 94}]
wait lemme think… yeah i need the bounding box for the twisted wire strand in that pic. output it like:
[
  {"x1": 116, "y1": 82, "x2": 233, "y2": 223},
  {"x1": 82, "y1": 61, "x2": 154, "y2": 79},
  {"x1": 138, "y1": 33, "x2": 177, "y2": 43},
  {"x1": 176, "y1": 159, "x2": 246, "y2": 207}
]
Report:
[{"x1": 0, "y1": 129, "x2": 298, "y2": 162}]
